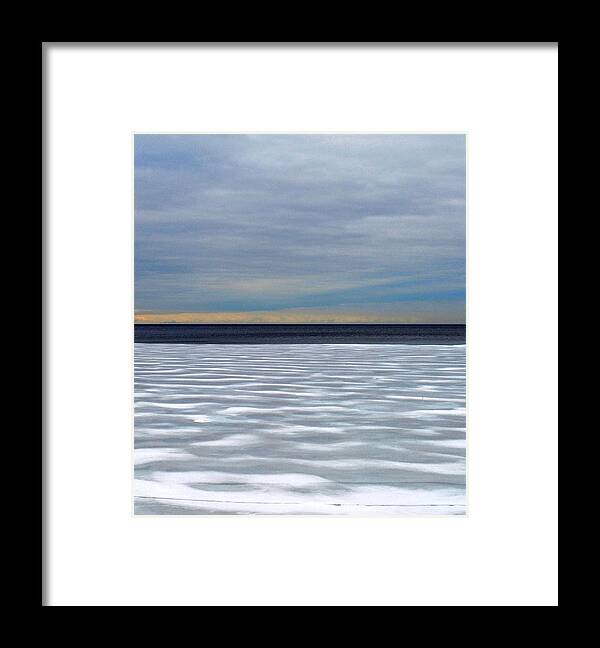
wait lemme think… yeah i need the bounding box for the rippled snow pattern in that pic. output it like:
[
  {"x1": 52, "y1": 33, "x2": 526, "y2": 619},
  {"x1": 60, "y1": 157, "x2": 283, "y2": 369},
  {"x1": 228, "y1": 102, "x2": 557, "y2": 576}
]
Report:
[{"x1": 134, "y1": 344, "x2": 466, "y2": 515}]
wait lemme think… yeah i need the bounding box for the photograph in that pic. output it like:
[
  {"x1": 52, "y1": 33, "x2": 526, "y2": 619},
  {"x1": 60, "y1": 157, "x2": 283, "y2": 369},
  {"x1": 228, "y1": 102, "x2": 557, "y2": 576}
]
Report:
[
  {"x1": 134, "y1": 134, "x2": 467, "y2": 515},
  {"x1": 44, "y1": 42, "x2": 557, "y2": 607}
]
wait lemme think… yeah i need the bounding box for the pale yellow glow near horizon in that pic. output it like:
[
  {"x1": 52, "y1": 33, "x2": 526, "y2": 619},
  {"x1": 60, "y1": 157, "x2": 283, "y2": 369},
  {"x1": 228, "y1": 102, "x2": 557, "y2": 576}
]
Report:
[{"x1": 134, "y1": 309, "x2": 464, "y2": 324}]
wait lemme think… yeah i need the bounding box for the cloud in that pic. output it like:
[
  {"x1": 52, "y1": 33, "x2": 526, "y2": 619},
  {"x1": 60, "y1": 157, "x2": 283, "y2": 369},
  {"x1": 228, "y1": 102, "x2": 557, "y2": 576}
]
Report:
[{"x1": 135, "y1": 134, "x2": 465, "y2": 321}]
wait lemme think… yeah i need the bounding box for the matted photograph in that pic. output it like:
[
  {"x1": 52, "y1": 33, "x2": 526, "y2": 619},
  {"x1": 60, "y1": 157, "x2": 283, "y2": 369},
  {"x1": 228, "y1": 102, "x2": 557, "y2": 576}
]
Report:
[
  {"x1": 45, "y1": 42, "x2": 558, "y2": 607},
  {"x1": 134, "y1": 134, "x2": 466, "y2": 515}
]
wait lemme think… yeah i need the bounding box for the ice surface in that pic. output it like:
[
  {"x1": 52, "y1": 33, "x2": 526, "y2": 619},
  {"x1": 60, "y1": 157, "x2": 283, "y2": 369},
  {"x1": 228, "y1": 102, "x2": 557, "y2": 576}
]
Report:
[{"x1": 134, "y1": 344, "x2": 466, "y2": 515}]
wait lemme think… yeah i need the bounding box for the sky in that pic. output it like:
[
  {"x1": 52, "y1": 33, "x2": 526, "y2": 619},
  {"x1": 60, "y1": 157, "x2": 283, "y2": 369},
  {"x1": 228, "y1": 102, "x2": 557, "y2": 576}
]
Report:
[{"x1": 135, "y1": 134, "x2": 465, "y2": 323}]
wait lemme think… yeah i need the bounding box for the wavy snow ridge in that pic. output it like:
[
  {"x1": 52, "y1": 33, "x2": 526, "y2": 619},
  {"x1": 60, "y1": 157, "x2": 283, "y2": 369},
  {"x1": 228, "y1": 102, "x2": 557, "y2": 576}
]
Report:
[{"x1": 134, "y1": 343, "x2": 466, "y2": 515}]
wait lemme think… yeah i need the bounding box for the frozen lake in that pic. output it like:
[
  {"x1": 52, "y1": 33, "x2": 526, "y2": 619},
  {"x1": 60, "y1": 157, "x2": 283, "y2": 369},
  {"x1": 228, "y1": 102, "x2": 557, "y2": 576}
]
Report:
[{"x1": 134, "y1": 343, "x2": 466, "y2": 515}]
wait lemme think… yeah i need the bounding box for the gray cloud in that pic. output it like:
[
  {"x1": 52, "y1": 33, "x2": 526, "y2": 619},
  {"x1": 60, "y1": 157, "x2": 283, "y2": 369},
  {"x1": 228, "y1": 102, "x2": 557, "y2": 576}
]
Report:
[{"x1": 135, "y1": 134, "x2": 465, "y2": 321}]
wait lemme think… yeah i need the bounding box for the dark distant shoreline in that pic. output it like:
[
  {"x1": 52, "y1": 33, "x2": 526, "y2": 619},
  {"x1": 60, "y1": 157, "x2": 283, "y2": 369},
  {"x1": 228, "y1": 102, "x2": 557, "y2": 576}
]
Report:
[{"x1": 134, "y1": 323, "x2": 466, "y2": 345}]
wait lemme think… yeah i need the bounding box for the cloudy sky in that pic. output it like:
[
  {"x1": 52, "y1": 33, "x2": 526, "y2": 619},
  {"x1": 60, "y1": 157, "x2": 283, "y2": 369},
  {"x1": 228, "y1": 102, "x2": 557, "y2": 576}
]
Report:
[{"x1": 135, "y1": 134, "x2": 465, "y2": 323}]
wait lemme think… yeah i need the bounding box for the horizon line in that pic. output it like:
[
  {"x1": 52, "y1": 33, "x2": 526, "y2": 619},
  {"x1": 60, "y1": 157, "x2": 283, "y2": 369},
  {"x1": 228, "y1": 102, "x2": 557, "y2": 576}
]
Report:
[
  {"x1": 134, "y1": 322, "x2": 466, "y2": 326},
  {"x1": 134, "y1": 311, "x2": 465, "y2": 325}
]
